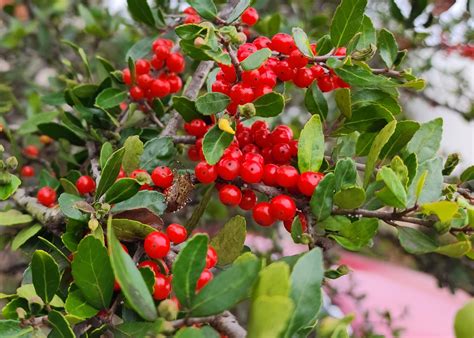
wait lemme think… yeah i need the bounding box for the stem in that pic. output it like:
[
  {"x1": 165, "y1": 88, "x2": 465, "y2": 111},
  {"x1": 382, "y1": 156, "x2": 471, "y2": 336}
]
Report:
[{"x1": 171, "y1": 311, "x2": 246, "y2": 338}]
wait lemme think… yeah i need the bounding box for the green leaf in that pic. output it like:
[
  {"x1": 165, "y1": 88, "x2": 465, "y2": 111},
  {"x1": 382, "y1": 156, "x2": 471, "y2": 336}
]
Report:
[
  {"x1": 291, "y1": 216, "x2": 305, "y2": 244},
  {"x1": 284, "y1": 248, "x2": 324, "y2": 337},
  {"x1": 127, "y1": 0, "x2": 155, "y2": 27},
  {"x1": 187, "y1": 0, "x2": 217, "y2": 21},
  {"x1": 454, "y1": 300, "x2": 474, "y2": 338},
  {"x1": 298, "y1": 115, "x2": 324, "y2": 173},
  {"x1": 248, "y1": 296, "x2": 294, "y2": 338},
  {"x1": 210, "y1": 215, "x2": 246, "y2": 266},
  {"x1": 31, "y1": 250, "x2": 60, "y2": 304},
  {"x1": 18, "y1": 111, "x2": 59, "y2": 135},
  {"x1": 356, "y1": 15, "x2": 377, "y2": 50},
  {"x1": 375, "y1": 166, "x2": 407, "y2": 209},
  {"x1": 60, "y1": 178, "x2": 79, "y2": 196},
  {"x1": 380, "y1": 120, "x2": 420, "y2": 160},
  {"x1": 0, "y1": 175, "x2": 21, "y2": 201},
  {"x1": 186, "y1": 184, "x2": 215, "y2": 231},
  {"x1": 334, "y1": 158, "x2": 357, "y2": 191},
  {"x1": 304, "y1": 83, "x2": 328, "y2": 118},
  {"x1": 334, "y1": 65, "x2": 398, "y2": 94},
  {"x1": 113, "y1": 321, "x2": 164, "y2": 338},
  {"x1": 72, "y1": 236, "x2": 114, "y2": 309},
  {"x1": 58, "y1": 193, "x2": 87, "y2": 222},
  {"x1": 65, "y1": 287, "x2": 99, "y2": 319},
  {"x1": 111, "y1": 219, "x2": 156, "y2": 241},
  {"x1": 460, "y1": 166, "x2": 474, "y2": 182},
  {"x1": 37, "y1": 122, "x2": 85, "y2": 146},
  {"x1": 0, "y1": 210, "x2": 32, "y2": 226},
  {"x1": 175, "y1": 24, "x2": 205, "y2": 40},
  {"x1": 140, "y1": 137, "x2": 177, "y2": 171},
  {"x1": 436, "y1": 240, "x2": 472, "y2": 258},
  {"x1": 316, "y1": 34, "x2": 333, "y2": 55},
  {"x1": 310, "y1": 173, "x2": 336, "y2": 221},
  {"x1": 39, "y1": 169, "x2": 60, "y2": 190},
  {"x1": 421, "y1": 201, "x2": 459, "y2": 223},
  {"x1": 195, "y1": 92, "x2": 230, "y2": 115},
  {"x1": 190, "y1": 253, "x2": 260, "y2": 316},
  {"x1": 364, "y1": 120, "x2": 397, "y2": 187},
  {"x1": 48, "y1": 310, "x2": 75, "y2": 338},
  {"x1": 172, "y1": 96, "x2": 202, "y2": 122},
  {"x1": 330, "y1": 0, "x2": 368, "y2": 47},
  {"x1": 95, "y1": 88, "x2": 127, "y2": 109},
  {"x1": 226, "y1": 0, "x2": 251, "y2": 23},
  {"x1": 202, "y1": 124, "x2": 234, "y2": 165},
  {"x1": 0, "y1": 320, "x2": 34, "y2": 337},
  {"x1": 112, "y1": 190, "x2": 167, "y2": 216},
  {"x1": 11, "y1": 223, "x2": 42, "y2": 250},
  {"x1": 104, "y1": 178, "x2": 140, "y2": 204},
  {"x1": 175, "y1": 327, "x2": 207, "y2": 338},
  {"x1": 126, "y1": 37, "x2": 155, "y2": 61},
  {"x1": 62, "y1": 40, "x2": 91, "y2": 79},
  {"x1": 241, "y1": 48, "x2": 272, "y2": 70},
  {"x1": 398, "y1": 226, "x2": 438, "y2": 254},
  {"x1": 108, "y1": 217, "x2": 157, "y2": 321},
  {"x1": 100, "y1": 142, "x2": 113, "y2": 169},
  {"x1": 330, "y1": 218, "x2": 378, "y2": 251},
  {"x1": 292, "y1": 27, "x2": 315, "y2": 58},
  {"x1": 173, "y1": 234, "x2": 209, "y2": 309},
  {"x1": 123, "y1": 136, "x2": 144, "y2": 175},
  {"x1": 377, "y1": 29, "x2": 398, "y2": 68},
  {"x1": 406, "y1": 118, "x2": 443, "y2": 163},
  {"x1": 335, "y1": 88, "x2": 351, "y2": 118},
  {"x1": 253, "y1": 92, "x2": 285, "y2": 117},
  {"x1": 334, "y1": 186, "x2": 366, "y2": 209},
  {"x1": 96, "y1": 147, "x2": 125, "y2": 199},
  {"x1": 253, "y1": 262, "x2": 291, "y2": 298},
  {"x1": 408, "y1": 157, "x2": 443, "y2": 204}
]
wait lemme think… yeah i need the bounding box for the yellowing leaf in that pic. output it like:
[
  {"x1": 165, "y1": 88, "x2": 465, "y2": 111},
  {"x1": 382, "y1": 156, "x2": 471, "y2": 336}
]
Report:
[{"x1": 421, "y1": 201, "x2": 459, "y2": 223}]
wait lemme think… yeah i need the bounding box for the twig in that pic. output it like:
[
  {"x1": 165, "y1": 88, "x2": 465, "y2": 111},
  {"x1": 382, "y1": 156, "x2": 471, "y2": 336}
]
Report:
[
  {"x1": 172, "y1": 135, "x2": 196, "y2": 144},
  {"x1": 86, "y1": 141, "x2": 101, "y2": 184},
  {"x1": 332, "y1": 208, "x2": 434, "y2": 227},
  {"x1": 171, "y1": 311, "x2": 246, "y2": 338}
]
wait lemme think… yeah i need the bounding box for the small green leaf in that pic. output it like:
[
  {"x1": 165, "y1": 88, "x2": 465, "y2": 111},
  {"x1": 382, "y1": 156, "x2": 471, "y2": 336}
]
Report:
[
  {"x1": 241, "y1": 48, "x2": 272, "y2": 70},
  {"x1": 0, "y1": 210, "x2": 32, "y2": 226},
  {"x1": 330, "y1": 0, "x2": 368, "y2": 47},
  {"x1": 173, "y1": 234, "x2": 209, "y2": 309},
  {"x1": 96, "y1": 147, "x2": 125, "y2": 199},
  {"x1": 292, "y1": 27, "x2": 315, "y2": 58},
  {"x1": 72, "y1": 236, "x2": 114, "y2": 309},
  {"x1": 100, "y1": 142, "x2": 113, "y2": 169},
  {"x1": 65, "y1": 287, "x2": 99, "y2": 319},
  {"x1": 0, "y1": 320, "x2": 34, "y2": 337},
  {"x1": 316, "y1": 34, "x2": 333, "y2": 55},
  {"x1": 95, "y1": 88, "x2": 127, "y2": 109},
  {"x1": 127, "y1": 0, "x2": 155, "y2": 27},
  {"x1": 375, "y1": 166, "x2": 407, "y2": 209},
  {"x1": 112, "y1": 190, "x2": 167, "y2": 216},
  {"x1": 253, "y1": 92, "x2": 285, "y2": 117},
  {"x1": 58, "y1": 193, "x2": 87, "y2": 222},
  {"x1": 112, "y1": 321, "x2": 164, "y2": 337},
  {"x1": 172, "y1": 96, "x2": 203, "y2": 122},
  {"x1": 195, "y1": 92, "x2": 230, "y2": 115},
  {"x1": 460, "y1": 166, "x2": 474, "y2": 182},
  {"x1": 126, "y1": 37, "x2": 155, "y2": 61},
  {"x1": 186, "y1": 184, "x2": 215, "y2": 231},
  {"x1": 104, "y1": 178, "x2": 140, "y2": 204},
  {"x1": 122, "y1": 136, "x2": 144, "y2": 175},
  {"x1": 421, "y1": 201, "x2": 459, "y2": 223},
  {"x1": 11, "y1": 224, "x2": 42, "y2": 250},
  {"x1": 31, "y1": 250, "x2": 60, "y2": 304},
  {"x1": 310, "y1": 173, "x2": 336, "y2": 221},
  {"x1": 291, "y1": 216, "x2": 304, "y2": 244},
  {"x1": 298, "y1": 115, "x2": 324, "y2": 173},
  {"x1": 37, "y1": 122, "x2": 85, "y2": 146},
  {"x1": 111, "y1": 219, "x2": 156, "y2": 241},
  {"x1": 210, "y1": 215, "x2": 246, "y2": 266},
  {"x1": 48, "y1": 310, "x2": 75, "y2": 338},
  {"x1": 398, "y1": 226, "x2": 438, "y2": 254},
  {"x1": 248, "y1": 296, "x2": 294, "y2": 338},
  {"x1": 187, "y1": 0, "x2": 217, "y2": 21},
  {"x1": 305, "y1": 83, "x2": 328, "y2": 118},
  {"x1": 380, "y1": 120, "x2": 420, "y2": 160},
  {"x1": 334, "y1": 158, "x2": 357, "y2": 191},
  {"x1": 406, "y1": 118, "x2": 443, "y2": 164},
  {"x1": 377, "y1": 29, "x2": 398, "y2": 68},
  {"x1": 202, "y1": 124, "x2": 234, "y2": 165},
  {"x1": 60, "y1": 178, "x2": 79, "y2": 196},
  {"x1": 0, "y1": 175, "x2": 21, "y2": 201},
  {"x1": 253, "y1": 262, "x2": 291, "y2": 298},
  {"x1": 334, "y1": 65, "x2": 398, "y2": 95},
  {"x1": 175, "y1": 24, "x2": 205, "y2": 40},
  {"x1": 140, "y1": 137, "x2": 177, "y2": 171},
  {"x1": 436, "y1": 240, "x2": 471, "y2": 258},
  {"x1": 108, "y1": 217, "x2": 157, "y2": 321},
  {"x1": 330, "y1": 218, "x2": 378, "y2": 251},
  {"x1": 334, "y1": 186, "x2": 366, "y2": 209},
  {"x1": 335, "y1": 88, "x2": 351, "y2": 118},
  {"x1": 356, "y1": 15, "x2": 377, "y2": 49},
  {"x1": 226, "y1": 0, "x2": 251, "y2": 23}
]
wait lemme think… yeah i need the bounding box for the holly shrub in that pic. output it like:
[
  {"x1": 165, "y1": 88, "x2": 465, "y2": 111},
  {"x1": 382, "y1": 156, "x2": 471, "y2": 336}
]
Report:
[{"x1": 0, "y1": 0, "x2": 473, "y2": 337}]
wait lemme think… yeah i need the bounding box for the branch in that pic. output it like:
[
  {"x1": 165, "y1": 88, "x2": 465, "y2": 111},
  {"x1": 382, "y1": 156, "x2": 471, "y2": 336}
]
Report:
[
  {"x1": 332, "y1": 208, "x2": 434, "y2": 227},
  {"x1": 172, "y1": 135, "x2": 196, "y2": 144},
  {"x1": 86, "y1": 141, "x2": 101, "y2": 184},
  {"x1": 171, "y1": 311, "x2": 246, "y2": 338}
]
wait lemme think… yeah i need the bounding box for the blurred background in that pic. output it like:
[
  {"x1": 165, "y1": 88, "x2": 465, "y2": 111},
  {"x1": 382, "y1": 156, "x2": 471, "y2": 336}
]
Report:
[{"x1": 1, "y1": 0, "x2": 473, "y2": 337}]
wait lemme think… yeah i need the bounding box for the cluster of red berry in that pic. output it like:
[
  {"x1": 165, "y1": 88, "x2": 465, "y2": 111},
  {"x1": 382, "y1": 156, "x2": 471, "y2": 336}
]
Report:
[
  {"x1": 186, "y1": 118, "x2": 323, "y2": 231},
  {"x1": 117, "y1": 165, "x2": 174, "y2": 192},
  {"x1": 123, "y1": 39, "x2": 184, "y2": 102},
  {"x1": 132, "y1": 225, "x2": 217, "y2": 300},
  {"x1": 36, "y1": 175, "x2": 96, "y2": 207}
]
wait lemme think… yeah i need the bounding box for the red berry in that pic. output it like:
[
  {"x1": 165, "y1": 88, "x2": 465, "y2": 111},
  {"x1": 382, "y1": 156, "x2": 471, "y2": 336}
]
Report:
[
  {"x1": 76, "y1": 175, "x2": 96, "y2": 195},
  {"x1": 167, "y1": 74, "x2": 183, "y2": 93},
  {"x1": 24, "y1": 145, "x2": 39, "y2": 158},
  {"x1": 270, "y1": 194, "x2": 296, "y2": 221},
  {"x1": 237, "y1": 43, "x2": 258, "y2": 61},
  {"x1": 236, "y1": 129, "x2": 252, "y2": 147},
  {"x1": 206, "y1": 246, "x2": 218, "y2": 268},
  {"x1": 151, "y1": 55, "x2": 165, "y2": 69},
  {"x1": 151, "y1": 166, "x2": 174, "y2": 189},
  {"x1": 334, "y1": 47, "x2": 347, "y2": 56},
  {"x1": 239, "y1": 189, "x2": 257, "y2": 210},
  {"x1": 154, "y1": 45, "x2": 171, "y2": 60},
  {"x1": 184, "y1": 14, "x2": 201, "y2": 24},
  {"x1": 37, "y1": 186, "x2": 56, "y2": 207},
  {"x1": 276, "y1": 165, "x2": 299, "y2": 188},
  {"x1": 153, "y1": 273, "x2": 172, "y2": 300},
  {"x1": 283, "y1": 212, "x2": 308, "y2": 233},
  {"x1": 184, "y1": 119, "x2": 207, "y2": 138},
  {"x1": 293, "y1": 67, "x2": 314, "y2": 88},
  {"x1": 297, "y1": 171, "x2": 324, "y2": 196},
  {"x1": 130, "y1": 86, "x2": 144, "y2": 100},
  {"x1": 274, "y1": 60, "x2": 295, "y2": 81},
  {"x1": 310, "y1": 65, "x2": 325, "y2": 78},
  {"x1": 137, "y1": 74, "x2": 153, "y2": 90},
  {"x1": 144, "y1": 232, "x2": 170, "y2": 259},
  {"x1": 219, "y1": 184, "x2": 242, "y2": 206},
  {"x1": 196, "y1": 269, "x2": 213, "y2": 290},
  {"x1": 122, "y1": 68, "x2": 131, "y2": 85},
  {"x1": 250, "y1": 120, "x2": 268, "y2": 133},
  {"x1": 261, "y1": 147, "x2": 273, "y2": 163},
  {"x1": 242, "y1": 153, "x2": 264, "y2": 166},
  {"x1": 271, "y1": 125, "x2": 293, "y2": 144},
  {"x1": 195, "y1": 161, "x2": 218, "y2": 184},
  {"x1": 317, "y1": 74, "x2": 335, "y2": 92},
  {"x1": 252, "y1": 202, "x2": 275, "y2": 226},
  {"x1": 262, "y1": 164, "x2": 279, "y2": 186},
  {"x1": 272, "y1": 143, "x2": 292, "y2": 163},
  {"x1": 212, "y1": 80, "x2": 231, "y2": 95},
  {"x1": 150, "y1": 79, "x2": 170, "y2": 98},
  {"x1": 183, "y1": 7, "x2": 197, "y2": 15},
  {"x1": 254, "y1": 85, "x2": 273, "y2": 98},
  {"x1": 242, "y1": 144, "x2": 259, "y2": 154},
  {"x1": 20, "y1": 165, "x2": 35, "y2": 177},
  {"x1": 241, "y1": 7, "x2": 259, "y2": 26},
  {"x1": 117, "y1": 168, "x2": 126, "y2": 179},
  {"x1": 271, "y1": 33, "x2": 295, "y2": 55},
  {"x1": 166, "y1": 53, "x2": 185, "y2": 73},
  {"x1": 138, "y1": 260, "x2": 160, "y2": 277},
  {"x1": 188, "y1": 146, "x2": 200, "y2": 161},
  {"x1": 289, "y1": 140, "x2": 298, "y2": 157},
  {"x1": 253, "y1": 36, "x2": 271, "y2": 49},
  {"x1": 229, "y1": 84, "x2": 254, "y2": 104},
  {"x1": 135, "y1": 59, "x2": 150, "y2": 75},
  {"x1": 240, "y1": 160, "x2": 264, "y2": 184},
  {"x1": 223, "y1": 146, "x2": 243, "y2": 161},
  {"x1": 217, "y1": 157, "x2": 241, "y2": 181},
  {"x1": 114, "y1": 280, "x2": 121, "y2": 291},
  {"x1": 241, "y1": 70, "x2": 261, "y2": 87},
  {"x1": 166, "y1": 223, "x2": 187, "y2": 244},
  {"x1": 288, "y1": 49, "x2": 309, "y2": 68},
  {"x1": 259, "y1": 70, "x2": 277, "y2": 88},
  {"x1": 253, "y1": 128, "x2": 271, "y2": 148}
]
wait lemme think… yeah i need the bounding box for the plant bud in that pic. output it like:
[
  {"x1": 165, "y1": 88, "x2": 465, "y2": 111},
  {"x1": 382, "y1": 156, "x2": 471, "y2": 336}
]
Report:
[
  {"x1": 135, "y1": 172, "x2": 152, "y2": 185},
  {"x1": 0, "y1": 172, "x2": 11, "y2": 185},
  {"x1": 88, "y1": 218, "x2": 99, "y2": 231},
  {"x1": 236, "y1": 32, "x2": 247, "y2": 44},
  {"x1": 157, "y1": 299, "x2": 179, "y2": 321},
  {"x1": 6, "y1": 156, "x2": 18, "y2": 170},
  {"x1": 193, "y1": 37, "x2": 205, "y2": 48},
  {"x1": 238, "y1": 103, "x2": 256, "y2": 118},
  {"x1": 351, "y1": 43, "x2": 376, "y2": 61}
]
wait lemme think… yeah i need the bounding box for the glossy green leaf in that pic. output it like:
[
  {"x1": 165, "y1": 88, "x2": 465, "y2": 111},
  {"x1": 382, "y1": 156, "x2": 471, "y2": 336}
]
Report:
[
  {"x1": 226, "y1": 0, "x2": 251, "y2": 23},
  {"x1": 187, "y1": 0, "x2": 217, "y2": 21},
  {"x1": 364, "y1": 120, "x2": 397, "y2": 187},
  {"x1": 31, "y1": 250, "x2": 60, "y2": 304},
  {"x1": 11, "y1": 223, "x2": 42, "y2": 250},
  {"x1": 291, "y1": 216, "x2": 305, "y2": 244},
  {"x1": 104, "y1": 178, "x2": 140, "y2": 204},
  {"x1": 375, "y1": 166, "x2": 407, "y2": 209},
  {"x1": 58, "y1": 193, "x2": 87, "y2": 222},
  {"x1": 175, "y1": 24, "x2": 205, "y2": 40},
  {"x1": 112, "y1": 190, "x2": 166, "y2": 216},
  {"x1": 108, "y1": 218, "x2": 157, "y2": 321},
  {"x1": 330, "y1": 0, "x2": 368, "y2": 47},
  {"x1": 173, "y1": 234, "x2": 209, "y2": 309},
  {"x1": 96, "y1": 147, "x2": 125, "y2": 199},
  {"x1": 460, "y1": 166, "x2": 474, "y2": 182},
  {"x1": 190, "y1": 253, "x2": 260, "y2": 316},
  {"x1": 292, "y1": 27, "x2": 315, "y2": 58},
  {"x1": 123, "y1": 136, "x2": 144, "y2": 175},
  {"x1": 0, "y1": 210, "x2": 32, "y2": 226},
  {"x1": 330, "y1": 218, "x2": 378, "y2": 251},
  {"x1": 356, "y1": 15, "x2": 377, "y2": 49},
  {"x1": 100, "y1": 142, "x2": 113, "y2": 169},
  {"x1": 37, "y1": 122, "x2": 85, "y2": 146},
  {"x1": 334, "y1": 186, "x2": 366, "y2": 209},
  {"x1": 380, "y1": 120, "x2": 420, "y2": 160},
  {"x1": 0, "y1": 175, "x2": 21, "y2": 201},
  {"x1": 48, "y1": 310, "x2": 75, "y2": 338},
  {"x1": 60, "y1": 178, "x2": 79, "y2": 196},
  {"x1": 195, "y1": 92, "x2": 230, "y2": 115},
  {"x1": 72, "y1": 236, "x2": 114, "y2": 309},
  {"x1": 210, "y1": 215, "x2": 246, "y2": 266},
  {"x1": 248, "y1": 296, "x2": 294, "y2": 338},
  {"x1": 316, "y1": 34, "x2": 333, "y2": 55},
  {"x1": 140, "y1": 137, "x2": 176, "y2": 171},
  {"x1": 253, "y1": 92, "x2": 285, "y2": 117},
  {"x1": 127, "y1": 0, "x2": 155, "y2": 27},
  {"x1": 305, "y1": 83, "x2": 328, "y2": 118},
  {"x1": 377, "y1": 29, "x2": 398, "y2": 67},
  {"x1": 202, "y1": 124, "x2": 234, "y2": 165},
  {"x1": 334, "y1": 65, "x2": 398, "y2": 95},
  {"x1": 0, "y1": 320, "x2": 34, "y2": 337},
  {"x1": 335, "y1": 88, "x2": 351, "y2": 118},
  {"x1": 398, "y1": 226, "x2": 438, "y2": 254},
  {"x1": 283, "y1": 248, "x2": 324, "y2": 337},
  {"x1": 95, "y1": 88, "x2": 127, "y2": 109},
  {"x1": 172, "y1": 96, "x2": 202, "y2": 122},
  {"x1": 298, "y1": 115, "x2": 324, "y2": 173},
  {"x1": 310, "y1": 173, "x2": 336, "y2": 221},
  {"x1": 111, "y1": 219, "x2": 156, "y2": 241},
  {"x1": 65, "y1": 287, "x2": 99, "y2": 319},
  {"x1": 406, "y1": 118, "x2": 443, "y2": 163},
  {"x1": 334, "y1": 158, "x2": 357, "y2": 191},
  {"x1": 241, "y1": 48, "x2": 272, "y2": 70}
]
